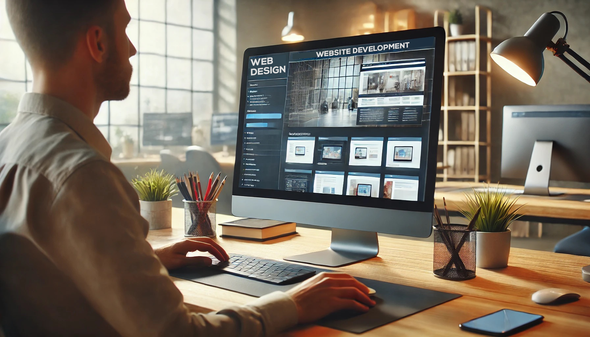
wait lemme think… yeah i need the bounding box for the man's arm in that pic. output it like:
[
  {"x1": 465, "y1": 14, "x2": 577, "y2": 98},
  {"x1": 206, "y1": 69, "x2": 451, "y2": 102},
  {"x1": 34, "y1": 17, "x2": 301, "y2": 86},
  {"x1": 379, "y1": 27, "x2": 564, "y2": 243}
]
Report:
[{"x1": 44, "y1": 160, "x2": 298, "y2": 337}]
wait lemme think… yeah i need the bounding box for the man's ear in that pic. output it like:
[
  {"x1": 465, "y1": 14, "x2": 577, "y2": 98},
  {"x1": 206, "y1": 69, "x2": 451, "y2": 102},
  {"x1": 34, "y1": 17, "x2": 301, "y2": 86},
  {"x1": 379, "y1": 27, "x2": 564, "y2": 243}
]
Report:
[{"x1": 86, "y1": 26, "x2": 107, "y2": 63}]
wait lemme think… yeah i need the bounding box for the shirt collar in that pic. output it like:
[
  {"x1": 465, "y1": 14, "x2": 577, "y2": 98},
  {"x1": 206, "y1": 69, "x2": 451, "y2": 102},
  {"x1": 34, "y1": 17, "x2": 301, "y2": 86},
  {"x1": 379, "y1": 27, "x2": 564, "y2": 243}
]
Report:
[{"x1": 17, "y1": 93, "x2": 112, "y2": 160}]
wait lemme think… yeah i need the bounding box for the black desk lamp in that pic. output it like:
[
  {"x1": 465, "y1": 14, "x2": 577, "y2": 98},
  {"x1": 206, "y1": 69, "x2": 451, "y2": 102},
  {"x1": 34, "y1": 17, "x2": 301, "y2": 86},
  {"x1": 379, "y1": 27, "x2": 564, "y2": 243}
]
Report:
[{"x1": 491, "y1": 11, "x2": 590, "y2": 86}]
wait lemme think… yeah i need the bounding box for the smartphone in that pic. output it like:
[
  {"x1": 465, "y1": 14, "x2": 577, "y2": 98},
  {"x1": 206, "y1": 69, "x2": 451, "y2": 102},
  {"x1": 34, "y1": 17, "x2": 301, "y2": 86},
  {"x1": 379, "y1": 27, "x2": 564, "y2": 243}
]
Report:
[{"x1": 459, "y1": 309, "x2": 543, "y2": 336}]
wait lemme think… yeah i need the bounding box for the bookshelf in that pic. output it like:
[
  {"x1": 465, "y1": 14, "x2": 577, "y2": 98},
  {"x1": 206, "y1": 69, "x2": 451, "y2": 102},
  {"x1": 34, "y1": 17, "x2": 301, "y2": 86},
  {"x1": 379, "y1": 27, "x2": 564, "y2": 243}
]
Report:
[{"x1": 435, "y1": 6, "x2": 492, "y2": 182}]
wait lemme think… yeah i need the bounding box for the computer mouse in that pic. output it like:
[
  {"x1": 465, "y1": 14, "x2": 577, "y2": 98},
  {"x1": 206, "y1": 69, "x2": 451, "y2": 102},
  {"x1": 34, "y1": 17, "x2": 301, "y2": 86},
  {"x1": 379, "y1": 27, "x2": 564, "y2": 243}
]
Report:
[
  {"x1": 367, "y1": 287, "x2": 377, "y2": 296},
  {"x1": 531, "y1": 288, "x2": 580, "y2": 305}
]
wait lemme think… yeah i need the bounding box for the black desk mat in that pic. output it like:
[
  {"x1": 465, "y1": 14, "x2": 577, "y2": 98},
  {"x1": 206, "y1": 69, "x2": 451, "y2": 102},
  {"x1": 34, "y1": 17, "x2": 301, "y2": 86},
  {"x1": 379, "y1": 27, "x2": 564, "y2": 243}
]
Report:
[{"x1": 170, "y1": 267, "x2": 461, "y2": 334}]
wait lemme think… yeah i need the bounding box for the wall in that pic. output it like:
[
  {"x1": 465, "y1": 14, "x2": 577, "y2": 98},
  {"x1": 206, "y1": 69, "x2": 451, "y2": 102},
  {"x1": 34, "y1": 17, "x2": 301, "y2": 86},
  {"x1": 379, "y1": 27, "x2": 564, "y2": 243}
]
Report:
[{"x1": 235, "y1": 0, "x2": 590, "y2": 182}]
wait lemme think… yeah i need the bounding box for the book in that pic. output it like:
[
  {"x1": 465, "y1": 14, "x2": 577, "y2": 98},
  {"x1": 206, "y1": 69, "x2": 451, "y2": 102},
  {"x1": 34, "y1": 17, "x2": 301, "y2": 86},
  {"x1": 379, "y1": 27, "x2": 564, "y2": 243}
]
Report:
[
  {"x1": 461, "y1": 112, "x2": 469, "y2": 141},
  {"x1": 454, "y1": 41, "x2": 462, "y2": 72},
  {"x1": 219, "y1": 218, "x2": 297, "y2": 241},
  {"x1": 447, "y1": 148, "x2": 455, "y2": 175},
  {"x1": 454, "y1": 147, "x2": 461, "y2": 176},
  {"x1": 468, "y1": 41, "x2": 476, "y2": 71},
  {"x1": 461, "y1": 111, "x2": 476, "y2": 141},
  {"x1": 467, "y1": 147, "x2": 475, "y2": 176},
  {"x1": 461, "y1": 41, "x2": 469, "y2": 71},
  {"x1": 468, "y1": 112, "x2": 475, "y2": 141},
  {"x1": 448, "y1": 42, "x2": 456, "y2": 72}
]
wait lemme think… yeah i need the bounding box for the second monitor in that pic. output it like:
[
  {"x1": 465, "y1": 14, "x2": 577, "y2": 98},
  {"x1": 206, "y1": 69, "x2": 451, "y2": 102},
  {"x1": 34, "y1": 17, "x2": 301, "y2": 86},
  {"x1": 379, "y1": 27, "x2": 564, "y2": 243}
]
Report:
[{"x1": 502, "y1": 105, "x2": 590, "y2": 196}]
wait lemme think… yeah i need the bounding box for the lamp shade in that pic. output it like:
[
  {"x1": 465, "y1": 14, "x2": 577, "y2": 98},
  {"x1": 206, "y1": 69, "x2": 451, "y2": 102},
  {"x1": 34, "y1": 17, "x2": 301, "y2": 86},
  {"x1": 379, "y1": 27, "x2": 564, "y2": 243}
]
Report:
[
  {"x1": 281, "y1": 12, "x2": 304, "y2": 43},
  {"x1": 491, "y1": 37, "x2": 544, "y2": 86},
  {"x1": 491, "y1": 12, "x2": 560, "y2": 86}
]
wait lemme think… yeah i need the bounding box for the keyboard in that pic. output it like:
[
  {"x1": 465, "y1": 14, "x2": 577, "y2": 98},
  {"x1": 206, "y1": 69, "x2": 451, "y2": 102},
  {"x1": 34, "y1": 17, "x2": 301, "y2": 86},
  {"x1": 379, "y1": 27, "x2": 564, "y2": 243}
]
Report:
[{"x1": 213, "y1": 253, "x2": 317, "y2": 285}]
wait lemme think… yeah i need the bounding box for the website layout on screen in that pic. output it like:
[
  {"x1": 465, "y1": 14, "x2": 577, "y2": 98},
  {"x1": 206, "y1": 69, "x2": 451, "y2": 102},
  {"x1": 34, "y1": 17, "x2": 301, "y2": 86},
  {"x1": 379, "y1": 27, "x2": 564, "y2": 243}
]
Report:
[{"x1": 240, "y1": 37, "x2": 436, "y2": 202}]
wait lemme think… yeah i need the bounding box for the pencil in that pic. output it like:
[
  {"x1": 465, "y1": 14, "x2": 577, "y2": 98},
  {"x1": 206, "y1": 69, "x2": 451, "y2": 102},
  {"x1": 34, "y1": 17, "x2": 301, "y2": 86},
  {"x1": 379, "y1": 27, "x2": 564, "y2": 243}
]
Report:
[
  {"x1": 210, "y1": 172, "x2": 221, "y2": 194},
  {"x1": 184, "y1": 174, "x2": 194, "y2": 201},
  {"x1": 210, "y1": 176, "x2": 227, "y2": 201},
  {"x1": 192, "y1": 174, "x2": 200, "y2": 201},
  {"x1": 443, "y1": 197, "x2": 451, "y2": 226},
  {"x1": 196, "y1": 172, "x2": 203, "y2": 201},
  {"x1": 177, "y1": 178, "x2": 192, "y2": 201},
  {"x1": 204, "y1": 172, "x2": 213, "y2": 200}
]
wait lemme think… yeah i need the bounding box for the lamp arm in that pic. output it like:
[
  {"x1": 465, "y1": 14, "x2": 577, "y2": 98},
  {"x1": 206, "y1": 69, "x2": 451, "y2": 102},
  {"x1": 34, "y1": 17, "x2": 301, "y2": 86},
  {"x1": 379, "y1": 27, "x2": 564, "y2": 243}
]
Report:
[
  {"x1": 564, "y1": 48, "x2": 590, "y2": 71},
  {"x1": 548, "y1": 38, "x2": 590, "y2": 83}
]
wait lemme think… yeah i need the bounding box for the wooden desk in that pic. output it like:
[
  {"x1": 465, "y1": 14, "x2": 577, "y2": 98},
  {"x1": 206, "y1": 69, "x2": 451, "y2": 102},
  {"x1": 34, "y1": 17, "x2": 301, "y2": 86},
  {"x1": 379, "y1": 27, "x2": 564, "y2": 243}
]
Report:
[
  {"x1": 147, "y1": 208, "x2": 590, "y2": 336},
  {"x1": 435, "y1": 182, "x2": 590, "y2": 225}
]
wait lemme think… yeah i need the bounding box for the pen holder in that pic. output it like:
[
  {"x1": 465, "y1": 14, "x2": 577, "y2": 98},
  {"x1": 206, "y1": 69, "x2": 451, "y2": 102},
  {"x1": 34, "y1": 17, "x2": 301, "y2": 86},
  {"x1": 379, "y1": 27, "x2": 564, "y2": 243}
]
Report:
[
  {"x1": 433, "y1": 225, "x2": 476, "y2": 280},
  {"x1": 183, "y1": 200, "x2": 217, "y2": 237}
]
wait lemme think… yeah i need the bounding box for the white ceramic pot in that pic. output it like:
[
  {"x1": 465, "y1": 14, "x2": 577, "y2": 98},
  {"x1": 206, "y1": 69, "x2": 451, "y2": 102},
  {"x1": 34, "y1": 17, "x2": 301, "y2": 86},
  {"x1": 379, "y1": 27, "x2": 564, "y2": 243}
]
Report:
[
  {"x1": 476, "y1": 230, "x2": 511, "y2": 269},
  {"x1": 121, "y1": 139, "x2": 134, "y2": 159},
  {"x1": 450, "y1": 23, "x2": 463, "y2": 37},
  {"x1": 140, "y1": 200, "x2": 172, "y2": 230}
]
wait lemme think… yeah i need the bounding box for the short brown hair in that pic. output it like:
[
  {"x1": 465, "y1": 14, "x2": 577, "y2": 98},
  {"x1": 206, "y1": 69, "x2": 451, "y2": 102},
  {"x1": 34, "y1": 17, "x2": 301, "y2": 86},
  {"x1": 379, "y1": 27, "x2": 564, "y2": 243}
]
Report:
[{"x1": 6, "y1": 0, "x2": 118, "y2": 67}]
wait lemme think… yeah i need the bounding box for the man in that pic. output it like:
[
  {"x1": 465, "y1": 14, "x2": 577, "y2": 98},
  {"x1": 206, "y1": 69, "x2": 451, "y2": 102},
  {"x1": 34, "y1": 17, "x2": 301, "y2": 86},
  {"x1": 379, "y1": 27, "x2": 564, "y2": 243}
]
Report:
[{"x1": 0, "y1": 0, "x2": 375, "y2": 336}]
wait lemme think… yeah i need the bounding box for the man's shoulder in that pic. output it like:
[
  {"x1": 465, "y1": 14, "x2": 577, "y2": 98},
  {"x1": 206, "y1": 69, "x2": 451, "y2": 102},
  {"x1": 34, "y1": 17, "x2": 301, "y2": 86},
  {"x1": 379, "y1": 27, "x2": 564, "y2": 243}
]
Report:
[{"x1": 0, "y1": 113, "x2": 112, "y2": 188}]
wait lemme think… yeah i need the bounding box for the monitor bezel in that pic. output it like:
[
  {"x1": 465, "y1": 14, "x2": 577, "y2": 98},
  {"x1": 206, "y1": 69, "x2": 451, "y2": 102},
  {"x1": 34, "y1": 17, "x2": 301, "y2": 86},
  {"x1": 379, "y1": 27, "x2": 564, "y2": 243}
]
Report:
[{"x1": 233, "y1": 27, "x2": 445, "y2": 218}]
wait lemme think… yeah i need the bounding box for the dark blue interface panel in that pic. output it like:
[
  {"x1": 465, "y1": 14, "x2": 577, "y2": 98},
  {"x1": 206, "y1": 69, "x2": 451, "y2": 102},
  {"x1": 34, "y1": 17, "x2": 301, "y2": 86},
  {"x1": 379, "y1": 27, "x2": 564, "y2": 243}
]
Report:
[{"x1": 239, "y1": 37, "x2": 436, "y2": 202}]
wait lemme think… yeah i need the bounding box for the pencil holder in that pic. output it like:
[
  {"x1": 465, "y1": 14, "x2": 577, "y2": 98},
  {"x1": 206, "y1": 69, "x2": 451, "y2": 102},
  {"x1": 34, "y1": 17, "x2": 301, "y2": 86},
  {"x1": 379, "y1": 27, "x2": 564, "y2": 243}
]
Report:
[
  {"x1": 433, "y1": 224, "x2": 476, "y2": 280},
  {"x1": 183, "y1": 200, "x2": 217, "y2": 237}
]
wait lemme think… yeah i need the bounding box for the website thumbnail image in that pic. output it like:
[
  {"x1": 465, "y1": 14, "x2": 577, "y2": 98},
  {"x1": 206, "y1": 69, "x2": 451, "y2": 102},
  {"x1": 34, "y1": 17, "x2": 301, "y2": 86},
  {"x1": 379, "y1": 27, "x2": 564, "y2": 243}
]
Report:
[
  {"x1": 285, "y1": 136, "x2": 422, "y2": 169},
  {"x1": 284, "y1": 54, "x2": 430, "y2": 129},
  {"x1": 283, "y1": 170, "x2": 419, "y2": 201}
]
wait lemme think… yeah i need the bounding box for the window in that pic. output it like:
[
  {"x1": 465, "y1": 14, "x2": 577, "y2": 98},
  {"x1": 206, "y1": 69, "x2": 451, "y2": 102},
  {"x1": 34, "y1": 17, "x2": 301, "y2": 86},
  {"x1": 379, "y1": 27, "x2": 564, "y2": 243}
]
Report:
[
  {"x1": 0, "y1": 0, "x2": 30, "y2": 133},
  {"x1": 0, "y1": 0, "x2": 237, "y2": 158}
]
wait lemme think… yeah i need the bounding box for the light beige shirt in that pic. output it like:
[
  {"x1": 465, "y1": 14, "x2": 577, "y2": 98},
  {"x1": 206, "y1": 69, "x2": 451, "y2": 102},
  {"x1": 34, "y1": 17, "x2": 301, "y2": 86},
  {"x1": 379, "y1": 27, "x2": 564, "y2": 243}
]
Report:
[{"x1": 0, "y1": 93, "x2": 298, "y2": 337}]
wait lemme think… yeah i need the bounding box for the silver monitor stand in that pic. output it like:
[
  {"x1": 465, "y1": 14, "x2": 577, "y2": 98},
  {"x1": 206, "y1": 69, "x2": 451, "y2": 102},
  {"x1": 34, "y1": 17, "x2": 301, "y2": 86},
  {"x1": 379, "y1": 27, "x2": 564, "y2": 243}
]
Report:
[
  {"x1": 523, "y1": 141, "x2": 562, "y2": 196},
  {"x1": 284, "y1": 228, "x2": 379, "y2": 267}
]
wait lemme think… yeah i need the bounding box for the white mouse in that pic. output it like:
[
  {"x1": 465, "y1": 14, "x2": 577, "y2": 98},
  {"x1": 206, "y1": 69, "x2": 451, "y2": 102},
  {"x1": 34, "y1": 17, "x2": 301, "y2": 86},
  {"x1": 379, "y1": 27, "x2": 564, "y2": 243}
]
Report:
[{"x1": 531, "y1": 288, "x2": 580, "y2": 305}]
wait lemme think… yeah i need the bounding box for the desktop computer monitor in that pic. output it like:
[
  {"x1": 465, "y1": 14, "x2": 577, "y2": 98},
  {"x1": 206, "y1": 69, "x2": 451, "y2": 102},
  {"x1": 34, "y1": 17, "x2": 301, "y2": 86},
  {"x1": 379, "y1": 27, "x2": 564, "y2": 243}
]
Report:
[
  {"x1": 232, "y1": 27, "x2": 445, "y2": 266},
  {"x1": 210, "y1": 112, "x2": 239, "y2": 154},
  {"x1": 143, "y1": 112, "x2": 193, "y2": 146},
  {"x1": 502, "y1": 105, "x2": 590, "y2": 196}
]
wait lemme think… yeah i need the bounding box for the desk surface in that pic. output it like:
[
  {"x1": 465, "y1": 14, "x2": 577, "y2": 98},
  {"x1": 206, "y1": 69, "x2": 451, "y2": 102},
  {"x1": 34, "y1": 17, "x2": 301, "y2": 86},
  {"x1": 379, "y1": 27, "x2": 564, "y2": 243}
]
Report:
[
  {"x1": 147, "y1": 208, "x2": 590, "y2": 336},
  {"x1": 435, "y1": 182, "x2": 590, "y2": 224}
]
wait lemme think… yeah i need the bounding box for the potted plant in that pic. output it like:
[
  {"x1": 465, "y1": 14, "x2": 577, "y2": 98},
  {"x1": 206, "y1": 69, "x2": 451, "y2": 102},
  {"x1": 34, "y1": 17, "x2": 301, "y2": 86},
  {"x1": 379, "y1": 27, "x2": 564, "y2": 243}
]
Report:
[
  {"x1": 121, "y1": 134, "x2": 134, "y2": 159},
  {"x1": 448, "y1": 9, "x2": 463, "y2": 37},
  {"x1": 132, "y1": 169, "x2": 178, "y2": 230},
  {"x1": 460, "y1": 186, "x2": 523, "y2": 268}
]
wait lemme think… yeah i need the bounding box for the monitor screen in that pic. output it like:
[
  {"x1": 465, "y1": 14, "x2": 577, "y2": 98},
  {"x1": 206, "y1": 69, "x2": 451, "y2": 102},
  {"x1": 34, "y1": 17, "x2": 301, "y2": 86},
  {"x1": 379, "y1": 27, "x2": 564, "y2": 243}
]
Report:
[
  {"x1": 232, "y1": 28, "x2": 444, "y2": 266},
  {"x1": 143, "y1": 113, "x2": 193, "y2": 146},
  {"x1": 210, "y1": 112, "x2": 239, "y2": 147},
  {"x1": 502, "y1": 105, "x2": 590, "y2": 196}
]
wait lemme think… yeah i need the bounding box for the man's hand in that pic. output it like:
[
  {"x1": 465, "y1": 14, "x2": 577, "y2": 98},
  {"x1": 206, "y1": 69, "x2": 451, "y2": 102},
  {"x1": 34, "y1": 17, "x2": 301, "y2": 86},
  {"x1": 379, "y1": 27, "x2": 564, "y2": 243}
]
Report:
[
  {"x1": 154, "y1": 238, "x2": 230, "y2": 271},
  {"x1": 286, "y1": 272, "x2": 376, "y2": 324}
]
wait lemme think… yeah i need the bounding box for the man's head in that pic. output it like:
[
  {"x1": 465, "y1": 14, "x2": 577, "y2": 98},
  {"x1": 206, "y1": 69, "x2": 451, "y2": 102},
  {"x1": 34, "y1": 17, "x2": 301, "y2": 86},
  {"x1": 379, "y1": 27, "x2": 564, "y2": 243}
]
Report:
[{"x1": 6, "y1": 0, "x2": 137, "y2": 102}]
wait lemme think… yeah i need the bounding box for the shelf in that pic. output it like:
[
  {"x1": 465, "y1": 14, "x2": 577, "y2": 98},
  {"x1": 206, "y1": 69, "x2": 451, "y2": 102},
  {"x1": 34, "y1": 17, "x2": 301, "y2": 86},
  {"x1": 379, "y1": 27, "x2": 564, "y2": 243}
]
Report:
[
  {"x1": 437, "y1": 174, "x2": 489, "y2": 180},
  {"x1": 444, "y1": 71, "x2": 491, "y2": 76},
  {"x1": 437, "y1": 5, "x2": 492, "y2": 183},
  {"x1": 444, "y1": 141, "x2": 490, "y2": 146},
  {"x1": 447, "y1": 35, "x2": 492, "y2": 42},
  {"x1": 443, "y1": 106, "x2": 491, "y2": 111}
]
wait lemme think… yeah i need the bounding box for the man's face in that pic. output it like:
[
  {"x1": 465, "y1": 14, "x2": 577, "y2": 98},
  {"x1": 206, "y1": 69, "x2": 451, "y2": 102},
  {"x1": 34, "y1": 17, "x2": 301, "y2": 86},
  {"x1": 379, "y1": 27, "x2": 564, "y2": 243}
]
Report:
[{"x1": 97, "y1": 0, "x2": 137, "y2": 101}]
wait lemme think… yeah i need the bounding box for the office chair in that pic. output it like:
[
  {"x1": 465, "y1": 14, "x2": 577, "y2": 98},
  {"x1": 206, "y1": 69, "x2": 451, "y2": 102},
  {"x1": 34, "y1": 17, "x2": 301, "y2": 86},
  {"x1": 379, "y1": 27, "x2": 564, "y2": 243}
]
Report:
[
  {"x1": 185, "y1": 146, "x2": 232, "y2": 215},
  {"x1": 553, "y1": 226, "x2": 590, "y2": 257},
  {"x1": 157, "y1": 150, "x2": 187, "y2": 208}
]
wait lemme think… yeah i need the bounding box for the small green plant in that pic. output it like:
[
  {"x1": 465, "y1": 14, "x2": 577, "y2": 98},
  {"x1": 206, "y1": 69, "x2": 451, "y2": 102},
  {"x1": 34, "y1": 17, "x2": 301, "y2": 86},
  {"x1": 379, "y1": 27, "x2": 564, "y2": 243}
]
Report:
[
  {"x1": 459, "y1": 185, "x2": 523, "y2": 232},
  {"x1": 132, "y1": 169, "x2": 178, "y2": 201},
  {"x1": 448, "y1": 9, "x2": 463, "y2": 25}
]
